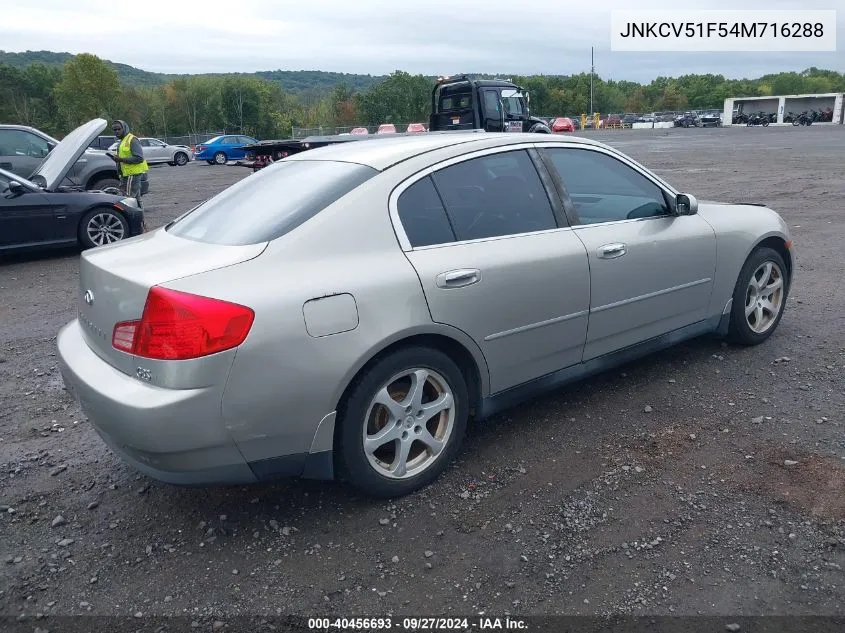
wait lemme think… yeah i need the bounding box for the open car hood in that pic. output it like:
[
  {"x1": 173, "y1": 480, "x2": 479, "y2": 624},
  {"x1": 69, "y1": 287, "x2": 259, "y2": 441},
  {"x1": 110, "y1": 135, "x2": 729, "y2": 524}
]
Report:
[{"x1": 30, "y1": 118, "x2": 107, "y2": 191}]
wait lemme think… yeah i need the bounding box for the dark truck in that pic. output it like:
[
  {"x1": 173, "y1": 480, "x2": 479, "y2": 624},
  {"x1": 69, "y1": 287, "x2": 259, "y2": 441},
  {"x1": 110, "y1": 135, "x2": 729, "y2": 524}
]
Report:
[
  {"x1": 239, "y1": 76, "x2": 550, "y2": 170},
  {"x1": 429, "y1": 75, "x2": 551, "y2": 133}
]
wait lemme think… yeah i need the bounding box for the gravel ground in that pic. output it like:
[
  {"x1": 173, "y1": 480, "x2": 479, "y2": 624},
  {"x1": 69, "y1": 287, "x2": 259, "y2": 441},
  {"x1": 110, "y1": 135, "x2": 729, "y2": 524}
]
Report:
[{"x1": 1, "y1": 126, "x2": 844, "y2": 629}]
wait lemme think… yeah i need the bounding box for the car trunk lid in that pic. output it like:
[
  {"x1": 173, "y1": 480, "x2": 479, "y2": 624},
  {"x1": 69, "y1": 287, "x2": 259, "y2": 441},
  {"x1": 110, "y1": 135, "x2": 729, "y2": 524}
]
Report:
[{"x1": 76, "y1": 229, "x2": 266, "y2": 376}]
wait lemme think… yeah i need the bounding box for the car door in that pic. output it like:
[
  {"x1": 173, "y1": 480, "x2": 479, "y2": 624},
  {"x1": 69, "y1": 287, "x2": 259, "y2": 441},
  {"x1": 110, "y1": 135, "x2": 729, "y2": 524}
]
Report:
[
  {"x1": 0, "y1": 130, "x2": 51, "y2": 178},
  {"x1": 391, "y1": 147, "x2": 592, "y2": 394},
  {"x1": 0, "y1": 174, "x2": 57, "y2": 248},
  {"x1": 145, "y1": 138, "x2": 169, "y2": 162},
  {"x1": 537, "y1": 144, "x2": 717, "y2": 362}
]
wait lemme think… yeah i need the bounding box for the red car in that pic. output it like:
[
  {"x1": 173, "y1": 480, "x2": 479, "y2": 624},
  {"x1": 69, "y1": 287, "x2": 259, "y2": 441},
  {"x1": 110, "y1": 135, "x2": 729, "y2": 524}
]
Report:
[
  {"x1": 350, "y1": 127, "x2": 369, "y2": 135},
  {"x1": 376, "y1": 123, "x2": 397, "y2": 134},
  {"x1": 550, "y1": 117, "x2": 575, "y2": 133},
  {"x1": 406, "y1": 122, "x2": 427, "y2": 133}
]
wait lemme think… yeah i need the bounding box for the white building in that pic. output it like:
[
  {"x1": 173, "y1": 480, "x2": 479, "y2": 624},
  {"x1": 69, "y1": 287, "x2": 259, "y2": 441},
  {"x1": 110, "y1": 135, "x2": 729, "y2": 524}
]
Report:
[{"x1": 723, "y1": 92, "x2": 844, "y2": 125}]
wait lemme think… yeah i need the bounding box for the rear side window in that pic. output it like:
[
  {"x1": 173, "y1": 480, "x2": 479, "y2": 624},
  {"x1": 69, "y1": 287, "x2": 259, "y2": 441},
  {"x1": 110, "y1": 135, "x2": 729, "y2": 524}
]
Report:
[
  {"x1": 396, "y1": 176, "x2": 456, "y2": 247},
  {"x1": 167, "y1": 160, "x2": 378, "y2": 245},
  {"x1": 431, "y1": 149, "x2": 557, "y2": 241}
]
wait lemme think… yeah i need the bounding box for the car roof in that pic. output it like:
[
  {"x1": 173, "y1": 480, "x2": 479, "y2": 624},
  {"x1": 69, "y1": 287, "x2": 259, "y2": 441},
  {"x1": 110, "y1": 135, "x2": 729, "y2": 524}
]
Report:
[{"x1": 284, "y1": 131, "x2": 606, "y2": 171}]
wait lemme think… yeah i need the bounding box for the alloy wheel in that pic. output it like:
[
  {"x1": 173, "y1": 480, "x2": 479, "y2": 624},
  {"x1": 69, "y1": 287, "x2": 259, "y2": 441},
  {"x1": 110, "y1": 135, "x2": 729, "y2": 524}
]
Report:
[
  {"x1": 744, "y1": 261, "x2": 784, "y2": 334},
  {"x1": 86, "y1": 212, "x2": 126, "y2": 246},
  {"x1": 362, "y1": 368, "x2": 456, "y2": 480}
]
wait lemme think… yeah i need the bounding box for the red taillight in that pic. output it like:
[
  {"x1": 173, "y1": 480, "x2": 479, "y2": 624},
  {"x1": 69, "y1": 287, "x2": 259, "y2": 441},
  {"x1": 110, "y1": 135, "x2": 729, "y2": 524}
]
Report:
[
  {"x1": 196, "y1": 145, "x2": 206, "y2": 152},
  {"x1": 112, "y1": 287, "x2": 254, "y2": 360}
]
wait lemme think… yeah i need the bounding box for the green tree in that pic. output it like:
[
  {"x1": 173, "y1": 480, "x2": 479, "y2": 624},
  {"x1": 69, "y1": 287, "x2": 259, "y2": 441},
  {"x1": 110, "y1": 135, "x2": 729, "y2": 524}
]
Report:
[{"x1": 54, "y1": 53, "x2": 122, "y2": 128}]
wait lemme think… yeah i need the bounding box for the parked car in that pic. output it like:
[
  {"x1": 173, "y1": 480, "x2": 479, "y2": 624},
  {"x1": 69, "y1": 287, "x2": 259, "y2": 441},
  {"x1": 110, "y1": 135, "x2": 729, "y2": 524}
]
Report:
[
  {"x1": 377, "y1": 123, "x2": 397, "y2": 134},
  {"x1": 57, "y1": 132, "x2": 793, "y2": 499},
  {"x1": 674, "y1": 112, "x2": 701, "y2": 128},
  {"x1": 107, "y1": 137, "x2": 193, "y2": 166},
  {"x1": 194, "y1": 135, "x2": 258, "y2": 165},
  {"x1": 550, "y1": 117, "x2": 575, "y2": 133},
  {"x1": 350, "y1": 127, "x2": 369, "y2": 135},
  {"x1": 699, "y1": 110, "x2": 723, "y2": 127},
  {"x1": 406, "y1": 123, "x2": 427, "y2": 133},
  {"x1": 1, "y1": 118, "x2": 145, "y2": 253},
  {"x1": 0, "y1": 124, "x2": 120, "y2": 191}
]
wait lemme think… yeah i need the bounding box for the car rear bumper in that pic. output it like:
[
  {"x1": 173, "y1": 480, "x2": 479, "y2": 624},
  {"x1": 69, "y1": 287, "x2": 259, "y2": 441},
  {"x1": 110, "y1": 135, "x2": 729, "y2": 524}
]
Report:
[{"x1": 56, "y1": 319, "x2": 258, "y2": 485}]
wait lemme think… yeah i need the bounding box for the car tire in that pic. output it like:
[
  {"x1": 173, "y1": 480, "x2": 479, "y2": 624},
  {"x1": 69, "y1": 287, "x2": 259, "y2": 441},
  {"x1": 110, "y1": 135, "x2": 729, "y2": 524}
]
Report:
[
  {"x1": 213, "y1": 151, "x2": 227, "y2": 165},
  {"x1": 335, "y1": 346, "x2": 469, "y2": 498},
  {"x1": 89, "y1": 177, "x2": 120, "y2": 192},
  {"x1": 174, "y1": 152, "x2": 188, "y2": 166},
  {"x1": 78, "y1": 207, "x2": 129, "y2": 249},
  {"x1": 727, "y1": 246, "x2": 789, "y2": 346}
]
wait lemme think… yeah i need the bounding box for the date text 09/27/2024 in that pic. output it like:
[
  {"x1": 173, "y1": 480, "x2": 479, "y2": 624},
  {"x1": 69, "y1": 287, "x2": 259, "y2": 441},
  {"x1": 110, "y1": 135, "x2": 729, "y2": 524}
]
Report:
[{"x1": 307, "y1": 617, "x2": 528, "y2": 630}]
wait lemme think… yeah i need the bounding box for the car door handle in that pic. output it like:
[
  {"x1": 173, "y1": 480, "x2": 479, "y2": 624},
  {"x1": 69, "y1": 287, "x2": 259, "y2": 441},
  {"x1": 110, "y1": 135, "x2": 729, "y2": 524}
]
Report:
[
  {"x1": 436, "y1": 268, "x2": 481, "y2": 288},
  {"x1": 598, "y1": 243, "x2": 627, "y2": 259}
]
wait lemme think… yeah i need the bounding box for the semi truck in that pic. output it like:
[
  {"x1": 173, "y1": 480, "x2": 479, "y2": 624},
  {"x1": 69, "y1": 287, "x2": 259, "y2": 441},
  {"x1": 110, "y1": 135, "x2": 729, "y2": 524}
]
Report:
[
  {"x1": 428, "y1": 74, "x2": 551, "y2": 133},
  {"x1": 239, "y1": 74, "x2": 550, "y2": 169}
]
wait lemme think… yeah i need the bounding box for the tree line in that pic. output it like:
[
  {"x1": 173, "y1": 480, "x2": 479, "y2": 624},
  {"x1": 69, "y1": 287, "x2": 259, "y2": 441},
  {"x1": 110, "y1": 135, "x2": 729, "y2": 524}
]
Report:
[{"x1": 2, "y1": 52, "x2": 843, "y2": 140}]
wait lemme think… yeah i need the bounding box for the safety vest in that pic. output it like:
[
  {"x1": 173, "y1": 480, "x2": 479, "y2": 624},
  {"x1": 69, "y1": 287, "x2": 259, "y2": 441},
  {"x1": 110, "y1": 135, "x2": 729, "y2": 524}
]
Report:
[{"x1": 118, "y1": 133, "x2": 149, "y2": 176}]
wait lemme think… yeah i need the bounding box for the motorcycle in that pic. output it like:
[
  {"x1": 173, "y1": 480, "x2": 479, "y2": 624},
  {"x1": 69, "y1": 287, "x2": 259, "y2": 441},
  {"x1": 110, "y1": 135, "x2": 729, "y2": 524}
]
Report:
[
  {"x1": 784, "y1": 112, "x2": 796, "y2": 124},
  {"x1": 793, "y1": 110, "x2": 816, "y2": 126},
  {"x1": 746, "y1": 112, "x2": 770, "y2": 126}
]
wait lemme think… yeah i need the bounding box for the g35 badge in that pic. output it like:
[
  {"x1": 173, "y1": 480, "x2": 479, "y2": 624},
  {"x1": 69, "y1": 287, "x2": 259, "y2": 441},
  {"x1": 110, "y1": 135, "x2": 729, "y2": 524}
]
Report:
[{"x1": 135, "y1": 367, "x2": 152, "y2": 382}]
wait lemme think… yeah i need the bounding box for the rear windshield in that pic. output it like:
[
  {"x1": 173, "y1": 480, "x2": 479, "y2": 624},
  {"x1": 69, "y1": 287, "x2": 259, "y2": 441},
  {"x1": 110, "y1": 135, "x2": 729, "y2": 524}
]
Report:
[{"x1": 166, "y1": 160, "x2": 378, "y2": 245}]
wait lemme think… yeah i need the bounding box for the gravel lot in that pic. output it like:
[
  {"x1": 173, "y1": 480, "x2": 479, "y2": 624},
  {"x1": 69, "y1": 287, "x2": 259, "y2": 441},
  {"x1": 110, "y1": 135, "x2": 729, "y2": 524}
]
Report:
[{"x1": 1, "y1": 126, "x2": 844, "y2": 629}]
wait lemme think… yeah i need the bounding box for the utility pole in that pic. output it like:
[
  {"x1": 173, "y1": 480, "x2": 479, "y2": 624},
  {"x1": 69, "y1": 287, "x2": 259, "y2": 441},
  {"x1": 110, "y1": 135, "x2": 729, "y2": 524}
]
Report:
[{"x1": 590, "y1": 46, "x2": 594, "y2": 116}]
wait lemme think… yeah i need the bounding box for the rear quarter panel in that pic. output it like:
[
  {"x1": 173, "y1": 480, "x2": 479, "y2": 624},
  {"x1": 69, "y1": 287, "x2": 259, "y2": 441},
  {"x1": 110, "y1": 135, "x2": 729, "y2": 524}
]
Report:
[{"x1": 697, "y1": 203, "x2": 793, "y2": 316}]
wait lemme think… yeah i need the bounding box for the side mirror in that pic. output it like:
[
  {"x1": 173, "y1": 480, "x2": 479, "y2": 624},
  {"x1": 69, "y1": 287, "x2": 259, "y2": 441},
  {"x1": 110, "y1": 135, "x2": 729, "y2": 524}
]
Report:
[
  {"x1": 676, "y1": 193, "x2": 698, "y2": 215},
  {"x1": 8, "y1": 180, "x2": 25, "y2": 195}
]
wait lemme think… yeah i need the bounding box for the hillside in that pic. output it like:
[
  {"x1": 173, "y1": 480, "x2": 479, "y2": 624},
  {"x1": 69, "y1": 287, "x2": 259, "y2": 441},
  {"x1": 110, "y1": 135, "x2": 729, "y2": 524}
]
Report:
[{"x1": 0, "y1": 50, "x2": 386, "y2": 94}]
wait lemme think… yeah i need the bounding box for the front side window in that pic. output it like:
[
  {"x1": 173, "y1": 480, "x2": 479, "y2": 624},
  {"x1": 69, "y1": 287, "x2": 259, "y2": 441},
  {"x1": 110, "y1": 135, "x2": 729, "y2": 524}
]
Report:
[
  {"x1": 0, "y1": 130, "x2": 50, "y2": 157},
  {"x1": 167, "y1": 160, "x2": 377, "y2": 245},
  {"x1": 542, "y1": 148, "x2": 670, "y2": 225},
  {"x1": 430, "y1": 149, "x2": 557, "y2": 242}
]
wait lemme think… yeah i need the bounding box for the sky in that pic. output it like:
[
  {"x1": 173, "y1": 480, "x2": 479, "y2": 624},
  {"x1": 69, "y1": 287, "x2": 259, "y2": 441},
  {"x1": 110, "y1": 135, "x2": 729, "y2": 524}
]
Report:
[{"x1": 2, "y1": 0, "x2": 843, "y2": 82}]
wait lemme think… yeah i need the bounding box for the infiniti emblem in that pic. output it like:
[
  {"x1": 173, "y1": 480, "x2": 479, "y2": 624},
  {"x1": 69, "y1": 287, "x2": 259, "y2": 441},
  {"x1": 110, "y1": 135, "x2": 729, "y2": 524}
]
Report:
[{"x1": 83, "y1": 290, "x2": 94, "y2": 306}]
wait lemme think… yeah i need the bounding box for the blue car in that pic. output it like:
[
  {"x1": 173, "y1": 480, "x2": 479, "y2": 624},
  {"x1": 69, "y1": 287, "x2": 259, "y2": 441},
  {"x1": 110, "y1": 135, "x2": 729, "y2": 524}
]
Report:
[{"x1": 194, "y1": 134, "x2": 258, "y2": 165}]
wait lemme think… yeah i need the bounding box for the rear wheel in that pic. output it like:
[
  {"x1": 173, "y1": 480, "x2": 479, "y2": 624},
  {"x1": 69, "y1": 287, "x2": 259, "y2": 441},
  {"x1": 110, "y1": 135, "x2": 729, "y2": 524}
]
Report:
[
  {"x1": 213, "y1": 151, "x2": 227, "y2": 165},
  {"x1": 336, "y1": 347, "x2": 469, "y2": 498},
  {"x1": 727, "y1": 247, "x2": 789, "y2": 345},
  {"x1": 78, "y1": 208, "x2": 129, "y2": 249}
]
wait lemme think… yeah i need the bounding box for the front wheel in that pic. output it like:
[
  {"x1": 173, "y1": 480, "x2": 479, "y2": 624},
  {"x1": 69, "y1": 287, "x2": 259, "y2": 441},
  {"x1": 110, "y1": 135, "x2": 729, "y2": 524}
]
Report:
[
  {"x1": 174, "y1": 152, "x2": 189, "y2": 166},
  {"x1": 762, "y1": 120, "x2": 769, "y2": 127},
  {"x1": 727, "y1": 246, "x2": 789, "y2": 345},
  {"x1": 79, "y1": 208, "x2": 129, "y2": 249},
  {"x1": 335, "y1": 347, "x2": 469, "y2": 498}
]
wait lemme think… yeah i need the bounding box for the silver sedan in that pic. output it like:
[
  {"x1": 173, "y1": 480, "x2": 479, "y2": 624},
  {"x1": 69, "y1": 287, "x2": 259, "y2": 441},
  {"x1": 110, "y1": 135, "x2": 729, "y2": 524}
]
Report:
[
  {"x1": 57, "y1": 132, "x2": 793, "y2": 498},
  {"x1": 107, "y1": 137, "x2": 193, "y2": 166}
]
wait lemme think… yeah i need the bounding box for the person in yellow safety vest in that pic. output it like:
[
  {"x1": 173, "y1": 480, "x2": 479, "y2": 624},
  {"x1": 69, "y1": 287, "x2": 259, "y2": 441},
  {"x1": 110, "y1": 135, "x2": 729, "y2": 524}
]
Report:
[{"x1": 108, "y1": 119, "x2": 149, "y2": 209}]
